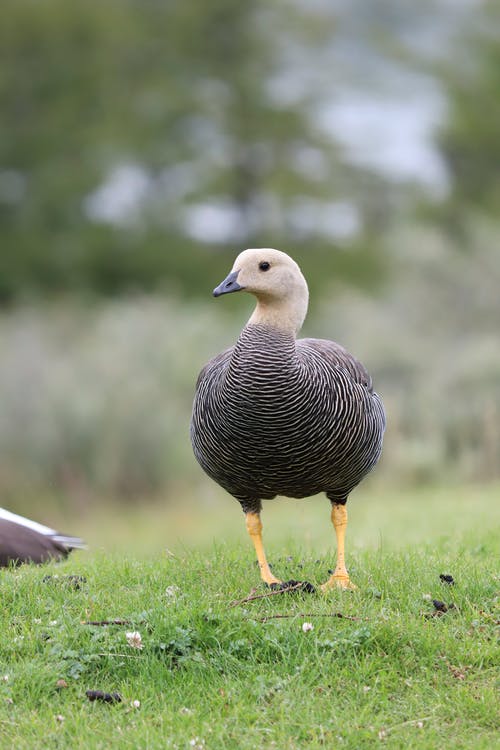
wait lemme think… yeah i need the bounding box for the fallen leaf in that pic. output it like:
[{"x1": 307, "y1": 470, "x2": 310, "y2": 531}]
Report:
[{"x1": 448, "y1": 664, "x2": 466, "y2": 680}]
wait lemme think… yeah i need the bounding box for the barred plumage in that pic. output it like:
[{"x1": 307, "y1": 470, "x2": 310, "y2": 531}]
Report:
[
  {"x1": 190, "y1": 248, "x2": 385, "y2": 591},
  {"x1": 191, "y1": 325, "x2": 384, "y2": 510}
]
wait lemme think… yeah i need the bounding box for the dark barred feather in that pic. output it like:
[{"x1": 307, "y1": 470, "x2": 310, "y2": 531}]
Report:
[{"x1": 191, "y1": 324, "x2": 385, "y2": 513}]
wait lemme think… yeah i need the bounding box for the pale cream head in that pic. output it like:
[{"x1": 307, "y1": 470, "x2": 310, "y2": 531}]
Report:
[{"x1": 228, "y1": 248, "x2": 309, "y2": 334}]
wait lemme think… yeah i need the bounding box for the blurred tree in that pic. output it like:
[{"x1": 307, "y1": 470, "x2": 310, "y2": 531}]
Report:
[
  {"x1": 434, "y1": 0, "x2": 500, "y2": 229},
  {"x1": 0, "y1": 0, "x2": 390, "y2": 303}
]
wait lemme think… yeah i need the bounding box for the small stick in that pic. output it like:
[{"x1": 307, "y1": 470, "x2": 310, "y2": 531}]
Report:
[
  {"x1": 82, "y1": 619, "x2": 138, "y2": 626},
  {"x1": 253, "y1": 612, "x2": 367, "y2": 623},
  {"x1": 385, "y1": 716, "x2": 431, "y2": 732},
  {"x1": 229, "y1": 582, "x2": 304, "y2": 607}
]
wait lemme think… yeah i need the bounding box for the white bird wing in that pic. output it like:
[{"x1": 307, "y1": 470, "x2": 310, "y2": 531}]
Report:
[
  {"x1": 0, "y1": 508, "x2": 86, "y2": 549},
  {"x1": 0, "y1": 507, "x2": 57, "y2": 536}
]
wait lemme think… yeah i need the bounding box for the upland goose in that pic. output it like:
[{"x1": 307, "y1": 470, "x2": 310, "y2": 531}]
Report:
[
  {"x1": 0, "y1": 508, "x2": 86, "y2": 567},
  {"x1": 191, "y1": 248, "x2": 385, "y2": 591}
]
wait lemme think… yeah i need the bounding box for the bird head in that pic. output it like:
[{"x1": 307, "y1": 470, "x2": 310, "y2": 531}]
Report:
[{"x1": 213, "y1": 248, "x2": 309, "y2": 334}]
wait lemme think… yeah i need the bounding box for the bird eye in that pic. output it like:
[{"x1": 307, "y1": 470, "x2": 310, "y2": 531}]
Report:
[{"x1": 259, "y1": 261, "x2": 270, "y2": 271}]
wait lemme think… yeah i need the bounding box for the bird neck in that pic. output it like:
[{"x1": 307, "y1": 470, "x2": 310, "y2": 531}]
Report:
[
  {"x1": 233, "y1": 323, "x2": 298, "y2": 372},
  {"x1": 248, "y1": 289, "x2": 308, "y2": 336}
]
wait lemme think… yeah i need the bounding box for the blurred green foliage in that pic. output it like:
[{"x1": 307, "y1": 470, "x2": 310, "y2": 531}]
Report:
[
  {"x1": 0, "y1": 234, "x2": 498, "y2": 505},
  {"x1": 0, "y1": 1, "x2": 499, "y2": 502},
  {"x1": 435, "y1": 0, "x2": 500, "y2": 229},
  {"x1": 0, "y1": 0, "x2": 390, "y2": 303}
]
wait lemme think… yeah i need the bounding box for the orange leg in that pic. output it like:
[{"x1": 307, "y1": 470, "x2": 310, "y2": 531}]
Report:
[
  {"x1": 320, "y1": 503, "x2": 357, "y2": 592},
  {"x1": 245, "y1": 512, "x2": 282, "y2": 586}
]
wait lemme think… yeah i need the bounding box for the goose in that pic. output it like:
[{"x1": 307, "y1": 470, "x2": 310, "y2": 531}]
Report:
[
  {"x1": 190, "y1": 248, "x2": 385, "y2": 591},
  {"x1": 0, "y1": 508, "x2": 86, "y2": 567}
]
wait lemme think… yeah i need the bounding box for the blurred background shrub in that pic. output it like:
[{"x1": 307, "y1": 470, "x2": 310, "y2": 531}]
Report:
[{"x1": 0, "y1": 0, "x2": 498, "y2": 512}]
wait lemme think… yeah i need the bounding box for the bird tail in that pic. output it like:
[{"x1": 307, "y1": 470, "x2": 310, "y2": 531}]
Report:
[{"x1": 52, "y1": 534, "x2": 87, "y2": 551}]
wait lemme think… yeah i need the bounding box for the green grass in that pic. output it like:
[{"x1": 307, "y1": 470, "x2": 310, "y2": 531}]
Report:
[
  {"x1": 0, "y1": 486, "x2": 499, "y2": 749},
  {"x1": 49, "y1": 481, "x2": 500, "y2": 557}
]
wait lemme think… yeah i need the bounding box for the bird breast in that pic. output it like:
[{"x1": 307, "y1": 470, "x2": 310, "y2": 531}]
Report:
[{"x1": 191, "y1": 324, "x2": 384, "y2": 501}]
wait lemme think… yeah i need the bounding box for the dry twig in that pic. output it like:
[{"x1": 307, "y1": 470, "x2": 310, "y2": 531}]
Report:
[
  {"x1": 82, "y1": 619, "x2": 138, "y2": 626},
  {"x1": 229, "y1": 582, "x2": 304, "y2": 607},
  {"x1": 252, "y1": 612, "x2": 366, "y2": 623}
]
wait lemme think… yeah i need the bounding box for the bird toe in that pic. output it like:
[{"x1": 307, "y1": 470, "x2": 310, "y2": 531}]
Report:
[{"x1": 320, "y1": 575, "x2": 357, "y2": 592}]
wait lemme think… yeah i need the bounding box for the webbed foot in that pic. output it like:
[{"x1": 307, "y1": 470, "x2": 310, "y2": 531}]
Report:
[{"x1": 320, "y1": 574, "x2": 357, "y2": 592}]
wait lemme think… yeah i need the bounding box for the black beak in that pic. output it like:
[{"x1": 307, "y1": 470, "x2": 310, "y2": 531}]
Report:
[{"x1": 213, "y1": 270, "x2": 244, "y2": 297}]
